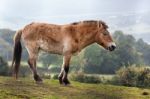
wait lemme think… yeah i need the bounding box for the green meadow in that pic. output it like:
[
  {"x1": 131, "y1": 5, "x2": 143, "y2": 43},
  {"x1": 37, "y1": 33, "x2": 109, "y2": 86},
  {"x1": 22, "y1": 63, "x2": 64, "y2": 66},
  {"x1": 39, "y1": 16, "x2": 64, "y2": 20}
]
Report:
[{"x1": 0, "y1": 76, "x2": 149, "y2": 99}]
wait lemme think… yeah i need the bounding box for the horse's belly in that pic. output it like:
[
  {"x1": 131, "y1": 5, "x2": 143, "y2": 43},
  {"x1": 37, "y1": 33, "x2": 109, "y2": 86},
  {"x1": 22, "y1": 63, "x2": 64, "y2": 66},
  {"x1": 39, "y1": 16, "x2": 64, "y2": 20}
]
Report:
[{"x1": 38, "y1": 40, "x2": 63, "y2": 55}]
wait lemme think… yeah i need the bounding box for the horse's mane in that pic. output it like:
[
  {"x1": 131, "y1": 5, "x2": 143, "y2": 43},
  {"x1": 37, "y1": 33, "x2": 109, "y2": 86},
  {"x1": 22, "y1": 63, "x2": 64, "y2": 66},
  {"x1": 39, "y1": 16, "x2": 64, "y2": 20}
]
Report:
[{"x1": 71, "y1": 20, "x2": 108, "y2": 29}]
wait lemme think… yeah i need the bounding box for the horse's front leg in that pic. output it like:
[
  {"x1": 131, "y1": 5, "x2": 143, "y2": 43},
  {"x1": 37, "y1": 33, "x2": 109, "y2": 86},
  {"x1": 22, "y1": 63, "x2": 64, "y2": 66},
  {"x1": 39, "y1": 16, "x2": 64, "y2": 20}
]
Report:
[{"x1": 58, "y1": 54, "x2": 71, "y2": 85}]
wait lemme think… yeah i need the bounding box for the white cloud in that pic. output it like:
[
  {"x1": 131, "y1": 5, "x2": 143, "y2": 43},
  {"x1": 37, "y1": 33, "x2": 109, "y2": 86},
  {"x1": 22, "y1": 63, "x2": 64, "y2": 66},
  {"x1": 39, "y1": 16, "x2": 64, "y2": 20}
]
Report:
[{"x1": 0, "y1": 0, "x2": 150, "y2": 31}]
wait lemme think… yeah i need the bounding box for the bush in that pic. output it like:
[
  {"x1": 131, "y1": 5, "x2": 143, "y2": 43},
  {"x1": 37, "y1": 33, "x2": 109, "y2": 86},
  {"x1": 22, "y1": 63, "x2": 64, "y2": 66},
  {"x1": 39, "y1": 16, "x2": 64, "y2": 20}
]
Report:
[
  {"x1": 48, "y1": 66, "x2": 61, "y2": 73},
  {"x1": 0, "y1": 57, "x2": 9, "y2": 76},
  {"x1": 114, "y1": 65, "x2": 150, "y2": 87},
  {"x1": 51, "y1": 74, "x2": 59, "y2": 79},
  {"x1": 69, "y1": 72, "x2": 101, "y2": 83},
  {"x1": 19, "y1": 66, "x2": 31, "y2": 77},
  {"x1": 41, "y1": 73, "x2": 51, "y2": 79}
]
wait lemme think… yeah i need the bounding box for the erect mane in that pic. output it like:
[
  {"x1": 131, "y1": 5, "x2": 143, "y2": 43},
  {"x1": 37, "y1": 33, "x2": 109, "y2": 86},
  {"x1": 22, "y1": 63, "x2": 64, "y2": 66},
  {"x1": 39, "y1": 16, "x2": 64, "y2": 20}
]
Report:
[{"x1": 71, "y1": 20, "x2": 108, "y2": 29}]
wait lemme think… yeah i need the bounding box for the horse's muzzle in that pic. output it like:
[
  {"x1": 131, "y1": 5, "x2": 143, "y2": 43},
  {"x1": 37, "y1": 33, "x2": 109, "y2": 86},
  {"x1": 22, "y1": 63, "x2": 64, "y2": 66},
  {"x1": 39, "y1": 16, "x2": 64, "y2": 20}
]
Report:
[{"x1": 107, "y1": 42, "x2": 116, "y2": 51}]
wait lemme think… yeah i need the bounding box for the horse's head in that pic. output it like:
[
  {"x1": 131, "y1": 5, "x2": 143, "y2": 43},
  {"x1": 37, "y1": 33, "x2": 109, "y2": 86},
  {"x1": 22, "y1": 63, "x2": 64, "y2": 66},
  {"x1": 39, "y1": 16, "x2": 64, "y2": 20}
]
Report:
[{"x1": 95, "y1": 21, "x2": 116, "y2": 51}]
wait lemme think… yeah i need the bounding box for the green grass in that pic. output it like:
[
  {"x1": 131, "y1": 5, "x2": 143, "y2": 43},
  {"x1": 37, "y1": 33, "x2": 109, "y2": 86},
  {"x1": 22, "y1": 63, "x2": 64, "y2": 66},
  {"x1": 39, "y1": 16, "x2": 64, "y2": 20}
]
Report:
[{"x1": 0, "y1": 76, "x2": 150, "y2": 99}]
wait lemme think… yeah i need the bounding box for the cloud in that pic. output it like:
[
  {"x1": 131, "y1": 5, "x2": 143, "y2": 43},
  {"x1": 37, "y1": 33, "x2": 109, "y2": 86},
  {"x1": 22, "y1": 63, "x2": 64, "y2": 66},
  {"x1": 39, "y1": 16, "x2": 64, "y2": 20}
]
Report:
[
  {"x1": 0, "y1": 0, "x2": 150, "y2": 43},
  {"x1": 0, "y1": 0, "x2": 150, "y2": 30}
]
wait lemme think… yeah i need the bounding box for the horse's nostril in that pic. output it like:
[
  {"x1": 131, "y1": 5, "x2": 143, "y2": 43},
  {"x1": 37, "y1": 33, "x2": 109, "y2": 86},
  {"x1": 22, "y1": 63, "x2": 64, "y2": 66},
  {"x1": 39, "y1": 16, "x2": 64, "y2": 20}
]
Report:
[
  {"x1": 108, "y1": 45, "x2": 116, "y2": 51},
  {"x1": 112, "y1": 45, "x2": 116, "y2": 49},
  {"x1": 107, "y1": 42, "x2": 116, "y2": 51}
]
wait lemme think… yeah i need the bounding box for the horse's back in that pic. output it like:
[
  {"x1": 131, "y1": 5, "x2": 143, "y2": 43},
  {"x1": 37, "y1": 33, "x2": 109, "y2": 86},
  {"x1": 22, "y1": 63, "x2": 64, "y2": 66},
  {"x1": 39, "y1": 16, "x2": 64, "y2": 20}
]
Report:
[
  {"x1": 22, "y1": 23, "x2": 64, "y2": 42},
  {"x1": 21, "y1": 22, "x2": 68, "y2": 54}
]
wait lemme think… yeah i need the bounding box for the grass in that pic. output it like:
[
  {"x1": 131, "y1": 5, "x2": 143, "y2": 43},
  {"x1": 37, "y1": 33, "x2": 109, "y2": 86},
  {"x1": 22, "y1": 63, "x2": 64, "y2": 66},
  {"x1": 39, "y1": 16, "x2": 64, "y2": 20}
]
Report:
[{"x1": 0, "y1": 76, "x2": 150, "y2": 99}]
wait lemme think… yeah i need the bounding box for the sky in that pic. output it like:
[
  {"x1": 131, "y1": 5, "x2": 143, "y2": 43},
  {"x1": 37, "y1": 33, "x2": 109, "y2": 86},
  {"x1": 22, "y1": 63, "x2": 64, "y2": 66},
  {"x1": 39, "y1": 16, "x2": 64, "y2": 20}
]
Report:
[{"x1": 0, "y1": 0, "x2": 150, "y2": 41}]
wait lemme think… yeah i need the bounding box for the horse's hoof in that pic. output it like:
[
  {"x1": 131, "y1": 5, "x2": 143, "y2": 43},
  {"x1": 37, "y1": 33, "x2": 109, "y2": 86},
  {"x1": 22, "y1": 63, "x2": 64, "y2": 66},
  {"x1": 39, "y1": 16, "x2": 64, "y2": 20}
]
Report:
[
  {"x1": 34, "y1": 75, "x2": 43, "y2": 82},
  {"x1": 36, "y1": 80, "x2": 43, "y2": 84},
  {"x1": 63, "y1": 83, "x2": 70, "y2": 86},
  {"x1": 63, "y1": 82, "x2": 70, "y2": 86},
  {"x1": 59, "y1": 80, "x2": 63, "y2": 85},
  {"x1": 34, "y1": 77, "x2": 43, "y2": 84},
  {"x1": 62, "y1": 79, "x2": 70, "y2": 85},
  {"x1": 58, "y1": 76, "x2": 63, "y2": 84}
]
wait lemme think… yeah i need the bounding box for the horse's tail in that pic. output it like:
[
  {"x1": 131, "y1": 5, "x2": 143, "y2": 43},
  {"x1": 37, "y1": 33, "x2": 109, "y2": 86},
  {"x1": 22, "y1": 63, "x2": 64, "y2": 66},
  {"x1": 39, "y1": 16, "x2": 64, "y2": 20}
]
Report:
[{"x1": 12, "y1": 29, "x2": 22, "y2": 79}]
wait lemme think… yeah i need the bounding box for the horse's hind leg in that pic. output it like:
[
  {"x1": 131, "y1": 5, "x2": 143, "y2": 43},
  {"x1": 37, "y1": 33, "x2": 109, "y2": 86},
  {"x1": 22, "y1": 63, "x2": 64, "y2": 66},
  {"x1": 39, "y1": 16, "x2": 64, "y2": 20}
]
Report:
[
  {"x1": 26, "y1": 46, "x2": 42, "y2": 83},
  {"x1": 28, "y1": 57, "x2": 42, "y2": 83}
]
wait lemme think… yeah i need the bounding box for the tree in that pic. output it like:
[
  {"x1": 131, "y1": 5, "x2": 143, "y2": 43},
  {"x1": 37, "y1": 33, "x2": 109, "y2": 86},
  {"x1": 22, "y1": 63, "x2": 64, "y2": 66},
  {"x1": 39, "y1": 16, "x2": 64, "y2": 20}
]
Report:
[
  {"x1": 82, "y1": 31, "x2": 144, "y2": 74},
  {"x1": 136, "y1": 39, "x2": 150, "y2": 65},
  {"x1": 39, "y1": 53, "x2": 62, "y2": 68},
  {"x1": 0, "y1": 57, "x2": 9, "y2": 76}
]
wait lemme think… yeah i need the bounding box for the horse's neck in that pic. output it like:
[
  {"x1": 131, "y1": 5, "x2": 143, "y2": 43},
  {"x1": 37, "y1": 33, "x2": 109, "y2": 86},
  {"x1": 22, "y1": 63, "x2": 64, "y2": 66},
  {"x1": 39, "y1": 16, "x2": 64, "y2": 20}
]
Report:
[
  {"x1": 79, "y1": 36, "x2": 95, "y2": 49},
  {"x1": 78, "y1": 30, "x2": 96, "y2": 50}
]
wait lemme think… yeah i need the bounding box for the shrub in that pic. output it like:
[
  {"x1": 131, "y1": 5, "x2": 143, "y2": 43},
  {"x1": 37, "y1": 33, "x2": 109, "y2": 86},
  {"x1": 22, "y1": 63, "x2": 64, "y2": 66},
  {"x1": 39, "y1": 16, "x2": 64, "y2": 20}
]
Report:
[
  {"x1": 69, "y1": 72, "x2": 101, "y2": 83},
  {"x1": 48, "y1": 66, "x2": 61, "y2": 73},
  {"x1": 51, "y1": 74, "x2": 59, "y2": 79},
  {"x1": 0, "y1": 57, "x2": 9, "y2": 76},
  {"x1": 41, "y1": 73, "x2": 51, "y2": 79},
  {"x1": 19, "y1": 66, "x2": 31, "y2": 77},
  {"x1": 114, "y1": 65, "x2": 150, "y2": 87},
  {"x1": 137, "y1": 68, "x2": 150, "y2": 87}
]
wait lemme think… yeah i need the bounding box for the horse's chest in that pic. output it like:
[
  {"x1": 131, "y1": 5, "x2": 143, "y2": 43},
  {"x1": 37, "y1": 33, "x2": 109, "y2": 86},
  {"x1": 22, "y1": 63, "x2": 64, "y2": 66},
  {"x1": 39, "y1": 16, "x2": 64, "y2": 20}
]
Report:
[{"x1": 63, "y1": 38, "x2": 79, "y2": 54}]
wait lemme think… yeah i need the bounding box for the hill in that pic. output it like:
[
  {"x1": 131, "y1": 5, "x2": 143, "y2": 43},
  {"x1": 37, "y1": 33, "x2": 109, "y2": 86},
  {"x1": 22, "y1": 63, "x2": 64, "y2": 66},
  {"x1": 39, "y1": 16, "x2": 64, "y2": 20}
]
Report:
[
  {"x1": 0, "y1": 76, "x2": 149, "y2": 99},
  {"x1": 0, "y1": 29, "x2": 15, "y2": 60},
  {"x1": 0, "y1": 29, "x2": 28, "y2": 61}
]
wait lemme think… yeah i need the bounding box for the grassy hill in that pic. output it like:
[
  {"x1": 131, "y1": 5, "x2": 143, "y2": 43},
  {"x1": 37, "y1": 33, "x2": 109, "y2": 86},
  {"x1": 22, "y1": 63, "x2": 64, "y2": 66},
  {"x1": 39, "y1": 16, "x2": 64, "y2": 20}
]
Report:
[
  {"x1": 0, "y1": 76, "x2": 150, "y2": 99},
  {"x1": 0, "y1": 29, "x2": 15, "y2": 60}
]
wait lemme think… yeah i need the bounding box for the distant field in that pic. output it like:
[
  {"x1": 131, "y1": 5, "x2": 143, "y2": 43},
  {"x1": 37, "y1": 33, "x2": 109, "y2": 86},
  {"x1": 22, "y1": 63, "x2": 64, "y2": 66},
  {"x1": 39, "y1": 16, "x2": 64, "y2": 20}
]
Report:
[
  {"x1": 8, "y1": 61, "x2": 44, "y2": 67},
  {"x1": 86, "y1": 74, "x2": 115, "y2": 80},
  {"x1": 0, "y1": 76, "x2": 150, "y2": 99}
]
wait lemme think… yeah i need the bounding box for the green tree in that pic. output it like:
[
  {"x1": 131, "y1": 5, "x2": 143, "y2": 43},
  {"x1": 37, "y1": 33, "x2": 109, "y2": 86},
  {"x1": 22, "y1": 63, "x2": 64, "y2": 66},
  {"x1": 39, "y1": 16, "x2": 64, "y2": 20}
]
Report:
[
  {"x1": 83, "y1": 31, "x2": 144, "y2": 74},
  {"x1": 135, "y1": 39, "x2": 150, "y2": 65},
  {"x1": 0, "y1": 57, "x2": 9, "y2": 76},
  {"x1": 39, "y1": 53, "x2": 62, "y2": 68}
]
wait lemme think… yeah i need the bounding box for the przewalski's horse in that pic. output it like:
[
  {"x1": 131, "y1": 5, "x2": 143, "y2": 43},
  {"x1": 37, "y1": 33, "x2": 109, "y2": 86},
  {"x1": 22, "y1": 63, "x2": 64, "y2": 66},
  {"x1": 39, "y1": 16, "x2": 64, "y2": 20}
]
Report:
[{"x1": 12, "y1": 20, "x2": 116, "y2": 85}]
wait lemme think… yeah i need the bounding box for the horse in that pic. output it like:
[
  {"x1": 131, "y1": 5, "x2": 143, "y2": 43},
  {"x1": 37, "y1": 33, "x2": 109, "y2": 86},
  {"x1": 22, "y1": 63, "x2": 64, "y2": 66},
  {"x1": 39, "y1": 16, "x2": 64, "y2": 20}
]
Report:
[{"x1": 12, "y1": 20, "x2": 116, "y2": 85}]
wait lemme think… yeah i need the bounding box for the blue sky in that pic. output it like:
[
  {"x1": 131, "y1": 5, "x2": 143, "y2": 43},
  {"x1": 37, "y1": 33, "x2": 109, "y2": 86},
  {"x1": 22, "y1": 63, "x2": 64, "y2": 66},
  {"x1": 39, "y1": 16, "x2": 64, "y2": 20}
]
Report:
[{"x1": 0, "y1": 0, "x2": 150, "y2": 33}]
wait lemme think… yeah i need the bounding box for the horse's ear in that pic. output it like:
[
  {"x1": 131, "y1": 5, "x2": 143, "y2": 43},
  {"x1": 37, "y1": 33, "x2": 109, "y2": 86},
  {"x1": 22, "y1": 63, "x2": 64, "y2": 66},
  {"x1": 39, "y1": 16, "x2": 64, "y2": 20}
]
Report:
[
  {"x1": 98, "y1": 21, "x2": 103, "y2": 29},
  {"x1": 100, "y1": 23, "x2": 103, "y2": 29}
]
